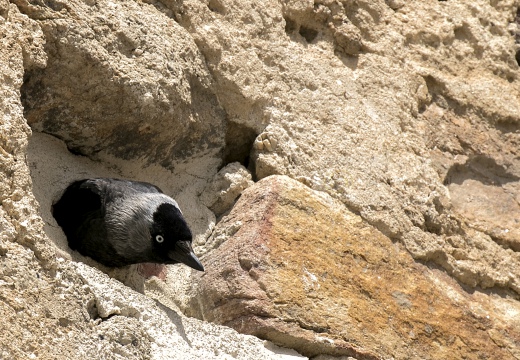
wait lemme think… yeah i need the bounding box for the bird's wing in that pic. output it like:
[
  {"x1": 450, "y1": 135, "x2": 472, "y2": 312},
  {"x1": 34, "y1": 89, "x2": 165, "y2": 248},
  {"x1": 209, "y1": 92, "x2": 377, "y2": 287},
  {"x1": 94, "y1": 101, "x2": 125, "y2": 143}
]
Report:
[{"x1": 53, "y1": 179, "x2": 106, "y2": 250}]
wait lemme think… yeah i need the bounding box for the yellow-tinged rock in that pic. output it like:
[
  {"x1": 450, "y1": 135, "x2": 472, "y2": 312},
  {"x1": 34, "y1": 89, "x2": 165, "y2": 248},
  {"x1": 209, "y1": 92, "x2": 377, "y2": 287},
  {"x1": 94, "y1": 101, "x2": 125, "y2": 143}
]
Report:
[{"x1": 187, "y1": 175, "x2": 520, "y2": 359}]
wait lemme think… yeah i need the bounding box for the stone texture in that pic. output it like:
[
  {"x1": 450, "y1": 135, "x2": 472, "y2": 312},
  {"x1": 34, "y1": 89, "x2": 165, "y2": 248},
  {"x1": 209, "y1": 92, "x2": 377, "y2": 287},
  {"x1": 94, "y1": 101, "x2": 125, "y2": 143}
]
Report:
[
  {"x1": 0, "y1": 0, "x2": 52, "y2": 267},
  {"x1": 160, "y1": 0, "x2": 520, "y2": 294},
  {"x1": 200, "y1": 162, "x2": 254, "y2": 217},
  {"x1": 447, "y1": 157, "x2": 520, "y2": 251},
  {"x1": 0, "y1": 4, "x2": 305, "y2": 359},
  {"x1": 2, "y1": 0, "x2": 520, "y2": 358},
  {"x1": 183, "y1": 175, "x2": 520, "y2": 360},
  {"x1": 15, "y1": 0, "x2": 226, "y2": 169}
]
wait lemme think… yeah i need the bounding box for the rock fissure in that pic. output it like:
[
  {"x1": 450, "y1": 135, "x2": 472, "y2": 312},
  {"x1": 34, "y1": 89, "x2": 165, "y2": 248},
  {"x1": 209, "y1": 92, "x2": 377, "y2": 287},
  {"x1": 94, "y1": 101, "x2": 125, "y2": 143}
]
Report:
[{"x1": 3, "y1": 0, "x2": 520, "y2": 358}]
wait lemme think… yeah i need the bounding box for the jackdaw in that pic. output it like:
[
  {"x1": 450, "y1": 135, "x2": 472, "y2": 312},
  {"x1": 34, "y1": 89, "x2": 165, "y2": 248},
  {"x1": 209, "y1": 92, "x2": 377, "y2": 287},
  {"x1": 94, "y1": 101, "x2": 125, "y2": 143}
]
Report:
[{"x1": 52, "y1": 178, "x2": 204, "y2": 271}]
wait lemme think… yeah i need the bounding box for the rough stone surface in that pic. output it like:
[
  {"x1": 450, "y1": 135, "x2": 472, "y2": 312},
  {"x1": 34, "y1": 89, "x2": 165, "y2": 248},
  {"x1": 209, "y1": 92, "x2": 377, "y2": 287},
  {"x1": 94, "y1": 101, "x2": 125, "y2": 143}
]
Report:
[
  {"x1": 2, "y1": 0, "x2": 520, "y2": 359},
  {"x1": 160, "y1": 0, "x2": 520, "y2": 294},
  {"x1": 200, "y1": 162, "x2": 254, "y2": 217},
  {"x1": 15, "y1": 0, "x2": 226, "y2": 169},
  {"x1": 0, "y1": 4, "x2": 305, "y2": 359},
  {"x1": 183, "y1": 175, "x2": 520, "y2": 360}
]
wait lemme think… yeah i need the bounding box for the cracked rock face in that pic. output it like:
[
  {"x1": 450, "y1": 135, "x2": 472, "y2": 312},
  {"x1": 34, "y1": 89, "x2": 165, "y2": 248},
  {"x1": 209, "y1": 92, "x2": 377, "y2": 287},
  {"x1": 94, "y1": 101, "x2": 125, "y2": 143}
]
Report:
[
  {"x1": 164, "y1": 0, "x2": 520, "y2": 294},
  {"x1": 200, "y1": 162, "x2": 254, "y2": 217},
  {"x1": 16, "y1": 0, "x2": 226, "y2": 169},
  {"x1": 0, "y1": 3, "x2": 303, "y2": 359},
  {"x1": 2, "y1": 0, "x2": 520, "y2": 359},
  {"x1": 183, "y1": 175, "x2": 520, "y2": 360}
]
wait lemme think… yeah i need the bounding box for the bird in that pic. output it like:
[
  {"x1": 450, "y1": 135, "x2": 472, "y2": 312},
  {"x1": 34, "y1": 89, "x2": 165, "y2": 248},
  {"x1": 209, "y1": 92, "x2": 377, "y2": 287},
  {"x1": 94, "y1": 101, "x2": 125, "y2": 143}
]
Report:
[{"x1": 52, "y1": 178, "x2": 204, "y2": 271}]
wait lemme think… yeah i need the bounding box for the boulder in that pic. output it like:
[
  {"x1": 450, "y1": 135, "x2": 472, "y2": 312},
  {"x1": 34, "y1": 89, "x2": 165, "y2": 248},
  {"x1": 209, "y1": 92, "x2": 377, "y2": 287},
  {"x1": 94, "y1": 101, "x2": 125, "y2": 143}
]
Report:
[
  {"x1": 15, "y1": 0, "x2": 225, "y2": 169},
  {"x1": 165, "y1": 0, "x2": 520, "y2": 294},
  {"x1": 184, "y1": 175, "x2": 520, "y2": 359},
  {"x1": 2, "y1": 0, "x2": 520, "y2": 358},
  {"x1": 0, "y1": 4, "x2": 304, "y2": 359}
]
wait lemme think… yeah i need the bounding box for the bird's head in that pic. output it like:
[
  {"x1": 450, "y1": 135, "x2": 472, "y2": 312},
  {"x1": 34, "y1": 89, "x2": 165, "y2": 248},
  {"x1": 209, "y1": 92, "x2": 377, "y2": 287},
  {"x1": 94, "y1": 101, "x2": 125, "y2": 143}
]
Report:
[{"x1": 149, "y1": 202, "x2": 204, "y2": 271}]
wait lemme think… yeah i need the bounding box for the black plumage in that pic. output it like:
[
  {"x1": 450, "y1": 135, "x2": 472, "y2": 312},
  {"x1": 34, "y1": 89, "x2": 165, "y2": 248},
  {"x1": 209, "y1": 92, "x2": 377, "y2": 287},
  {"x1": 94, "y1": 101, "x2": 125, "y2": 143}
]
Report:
[{"x1": 52, "y1": 178, "x2": 204, "y2": 271}]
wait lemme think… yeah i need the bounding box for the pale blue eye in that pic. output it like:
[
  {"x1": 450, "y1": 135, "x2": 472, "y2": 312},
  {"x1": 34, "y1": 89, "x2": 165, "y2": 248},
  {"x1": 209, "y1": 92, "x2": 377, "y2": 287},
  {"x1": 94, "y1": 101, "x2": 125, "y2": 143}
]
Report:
[{"x1": 156, "y1": 235, "x2": 164, "y2": 243}]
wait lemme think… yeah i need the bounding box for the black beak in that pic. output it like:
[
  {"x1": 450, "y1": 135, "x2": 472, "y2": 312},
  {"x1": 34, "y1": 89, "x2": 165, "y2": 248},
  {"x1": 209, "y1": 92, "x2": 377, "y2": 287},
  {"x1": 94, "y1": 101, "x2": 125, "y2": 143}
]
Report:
[{"x1": 168, "y1": 240, "x2": 204, "y2": 271}]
